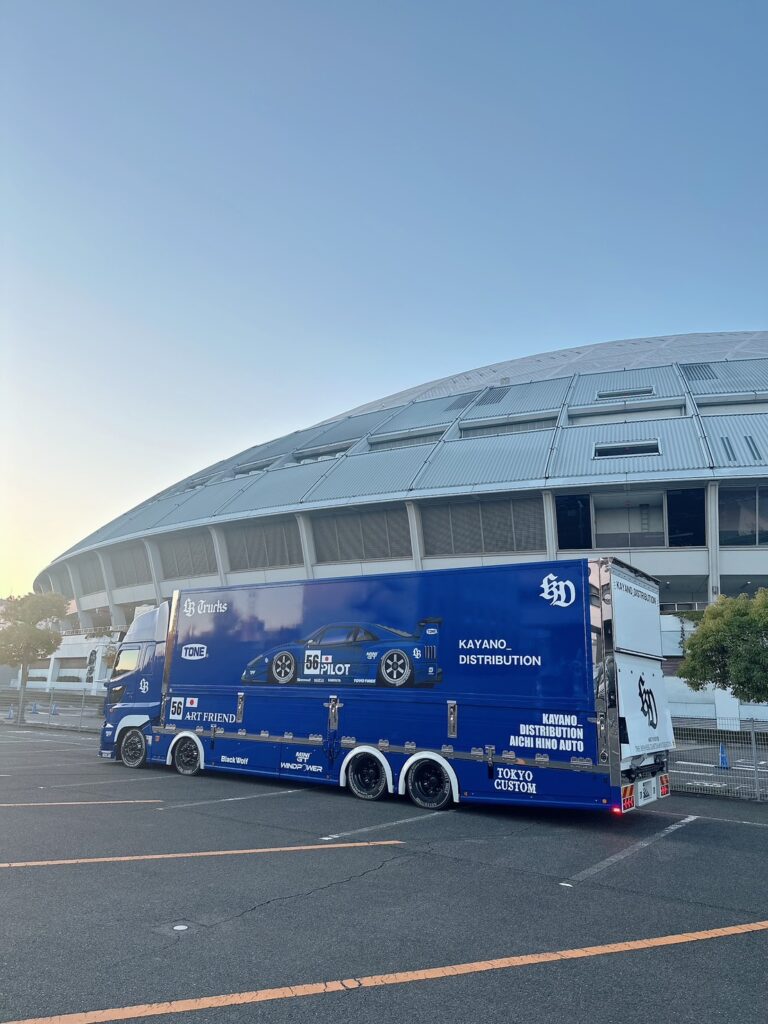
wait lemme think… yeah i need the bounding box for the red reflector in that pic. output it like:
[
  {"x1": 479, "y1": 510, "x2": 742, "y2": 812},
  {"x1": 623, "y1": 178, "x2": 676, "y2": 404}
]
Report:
[{"x1": 659, "y1": 773, "x2": 670, "y2": 798}]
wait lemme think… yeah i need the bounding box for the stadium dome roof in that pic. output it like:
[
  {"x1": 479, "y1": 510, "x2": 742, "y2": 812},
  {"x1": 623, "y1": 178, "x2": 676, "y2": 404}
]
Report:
[{"x1": 43, "y1": 331, "x2": 768, "y2": 572}]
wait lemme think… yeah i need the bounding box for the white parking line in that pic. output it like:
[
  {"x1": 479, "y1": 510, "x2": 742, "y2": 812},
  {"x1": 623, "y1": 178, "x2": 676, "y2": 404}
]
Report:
[
  {"x1": 157, "y1": 790, "x2": 300, "y2": 811},
  {"x1": 645, "y1": 808, "x2": 768, "y2": 829},
  {"x1": 567, "y1": 815, "x2": 698, "y2": 884},
  {"x1": 43, "y1": 776, "x2": 177, "y2": 789},
  {"x1": 320, "y1": 810, "x2": 449, "y2": 841}
]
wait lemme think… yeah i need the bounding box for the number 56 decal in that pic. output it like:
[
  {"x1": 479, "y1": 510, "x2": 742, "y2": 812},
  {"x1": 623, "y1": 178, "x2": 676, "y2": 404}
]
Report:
[{"x1": 169, "y1": 697, "x2": 184, "y2": 719}]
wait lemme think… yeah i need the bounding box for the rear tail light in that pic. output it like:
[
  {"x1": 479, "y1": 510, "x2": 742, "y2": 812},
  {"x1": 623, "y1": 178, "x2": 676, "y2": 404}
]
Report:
[
  {"x1": 659, "y1": 773, "x2": 670, "y2": 798},
  {"x1": 621, "y1": 784, "x2": 635, "y2": 812}
]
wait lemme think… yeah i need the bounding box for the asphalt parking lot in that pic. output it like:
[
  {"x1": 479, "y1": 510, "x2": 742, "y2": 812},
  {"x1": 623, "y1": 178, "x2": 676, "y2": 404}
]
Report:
[{"x1": 1, "y1": 729, "x2": 767, "y2": 1024}]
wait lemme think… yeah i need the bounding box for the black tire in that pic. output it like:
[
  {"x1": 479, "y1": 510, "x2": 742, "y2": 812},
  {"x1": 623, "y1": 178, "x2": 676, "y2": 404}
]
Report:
[
  {"x1": 406, "y1": 759, "x2": 453, "y2": 810},
  {"x1": 376, "y1": 648, "x2": 412, "y2": 687},
  {"x1": 269, "y1": 650, "x2": 297, "y2": 685},
  {"x1": 120, "y1": 728, "x2": 147, "y2": 769},
  {"x1": 347, "y1": 752, "x2": 388, "y2": 801},
  {"x1": 172, "y1": 736, "x2": 201, "y2": 776}
]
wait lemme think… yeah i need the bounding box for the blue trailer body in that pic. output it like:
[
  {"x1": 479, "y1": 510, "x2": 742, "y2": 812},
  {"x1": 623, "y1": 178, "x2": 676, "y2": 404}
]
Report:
[{"x1": 100, "y1": 558, "x2": 673, "y2": 813}]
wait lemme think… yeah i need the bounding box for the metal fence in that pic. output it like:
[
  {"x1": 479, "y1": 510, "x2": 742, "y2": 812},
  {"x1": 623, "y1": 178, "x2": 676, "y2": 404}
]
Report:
[
  {"x1": 669, "y1": 718, "x2": 767, "y2": 802},
  {"x1": 0, "y1": 688, "x2": 104, "y2": 733}
]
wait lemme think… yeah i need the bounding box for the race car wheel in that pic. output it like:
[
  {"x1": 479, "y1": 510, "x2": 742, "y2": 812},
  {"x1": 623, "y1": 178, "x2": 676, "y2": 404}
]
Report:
[
  {"x1": 347, "y1": 752, "x2": 387, "y2": 801},
  {"x1": 406, "y1": 759, "x2": 453, "y2": 810},
  {"x1": 173, "y1": 736, "x2": 201, "y2": 776},
  {"x1": 269, "y1": 651, "x2": 296, "y2": 684},
  {"x1": 120, "y1": 728, "x2": 147, "y2": 769},
  {"x1": 377, "y1": 649, "x2": 412, "y2": 687}
]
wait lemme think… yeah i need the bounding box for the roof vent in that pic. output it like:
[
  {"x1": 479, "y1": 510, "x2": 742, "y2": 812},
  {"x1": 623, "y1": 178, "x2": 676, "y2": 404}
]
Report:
[
  {"x1": 681, "y1": 363, "x2": 717, "y2": 381},
  {"x1": 444, "y1": 392, "x2": 479, "y2": 412},
  {"x1": 720, "y1": 436, "x2": 736, "y2": 462},
  {"x1": 593, "y1": 440, "x2": 660, "y2": 458},
  {"x1": 475, "y1": 386, "x2": 512, "y2": 407},
  {"x1": 744, "y1": 435, "x2": 763, "y2": 460}
]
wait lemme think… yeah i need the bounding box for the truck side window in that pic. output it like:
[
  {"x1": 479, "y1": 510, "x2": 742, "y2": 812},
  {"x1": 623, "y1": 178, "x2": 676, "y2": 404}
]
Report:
[{"x1": 111, "y1": 647, "x2": 140, "y2": 680}]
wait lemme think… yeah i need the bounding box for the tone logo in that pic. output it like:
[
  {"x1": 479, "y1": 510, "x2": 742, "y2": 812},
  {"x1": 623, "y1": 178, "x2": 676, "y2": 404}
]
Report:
[
  {"x1": 540, "y1": 573, "x2": 576, "y2": 608},
  {"x1": 181, "y1": 644, "x2": 208, "y2": 661}
]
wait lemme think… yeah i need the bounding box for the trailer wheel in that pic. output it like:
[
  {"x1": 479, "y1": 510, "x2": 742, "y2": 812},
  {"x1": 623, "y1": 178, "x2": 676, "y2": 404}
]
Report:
[
  {"x1": 173, "y1": 737, "x2": 201, "y2": 776},
  {"x1": 119, "y1": 728, "x2": 147, "y2": 769},
  {"x1": 377, "y1": 649, "x2": 412, "y2": 687},
  {"x1": 406, "y1": 758, "x2": 452, "y2": 810},
  {"x1": 269, "y1": 651, "x2": 296, "y2": 684},
  {"x1": 347, "y1": 752, "x2": 387, "y2": 800}
]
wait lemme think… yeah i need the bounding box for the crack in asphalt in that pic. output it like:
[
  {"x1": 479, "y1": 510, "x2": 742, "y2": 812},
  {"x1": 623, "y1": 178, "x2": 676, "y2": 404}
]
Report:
[{"x1": 185, "y1": 850, "x2": 415, "y2": 930}]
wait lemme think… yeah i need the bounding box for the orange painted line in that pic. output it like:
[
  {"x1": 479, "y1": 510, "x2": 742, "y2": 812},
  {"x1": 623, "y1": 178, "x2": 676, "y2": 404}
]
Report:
[
  {"x1": 0, "y1": 800, "x2": 163, "y2": 809},
  {"x1": 0, "y1": 839, "x2": 403, "y2": 869},
  {"x1": 4, "y1": 919, "x2": 767, "y2": 1024}
]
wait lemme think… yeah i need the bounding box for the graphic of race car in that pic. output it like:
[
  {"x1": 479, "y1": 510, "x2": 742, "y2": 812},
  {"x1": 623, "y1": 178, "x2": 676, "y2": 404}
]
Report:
[{"x1": 241, "y1": 620, "x2": 442, "y2": 688}]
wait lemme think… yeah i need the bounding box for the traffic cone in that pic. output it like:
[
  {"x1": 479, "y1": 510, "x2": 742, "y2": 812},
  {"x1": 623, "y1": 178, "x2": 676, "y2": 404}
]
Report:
[{"x1": 719, "y1": 742, "x2": 730, "y2": 769}]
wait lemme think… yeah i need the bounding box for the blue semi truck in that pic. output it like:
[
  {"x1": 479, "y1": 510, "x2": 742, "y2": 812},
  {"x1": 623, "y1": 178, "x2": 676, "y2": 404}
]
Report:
[{"x1": 100, "y1": 557, "x2": 674, "y2": 813}]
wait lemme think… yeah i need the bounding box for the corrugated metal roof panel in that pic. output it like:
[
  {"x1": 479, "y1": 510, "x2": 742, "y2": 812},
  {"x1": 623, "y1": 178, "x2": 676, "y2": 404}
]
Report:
[
  {"x1": 229, "y1": 425, "x2": 333, "y2": 467},
  {"x1": 153, "y1": 478, "x2": 261, "y2": 527},
  {"x1": 371, "y1": 393, "x2": 479, "y2": 434},
  {"x1": 461, "y1": 378, "x2": 570, "y2": 420},
  {"x1": 413, "y1": 431, "x2": 553, "y2": 490},
  {"x1": 298, "y1": 408, "x2": 404, "y2": 450},
  {"x1": 701, "y1": 414, "x2": 768, "y2": 468},
  {"x1": 304, "y1": 444, "x2": 435, "y2": 501},
  {"x1": 550, "y1": 418, "x2": 707, "y2": 477},
  {"x1": 218, "y1": 461, "x2": 333, "y2": 514},
  {"x1": 684, "y1": 358, "x2": 768, "y2": 395},
  {"x1": 569, "y1": 365, "x2": 683, "y2": 407}
]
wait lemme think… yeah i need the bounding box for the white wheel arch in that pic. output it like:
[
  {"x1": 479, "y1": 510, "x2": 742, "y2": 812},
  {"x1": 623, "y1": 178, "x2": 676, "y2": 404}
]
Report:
[
  {"x1": 397, "y1": 751, "x2": 460, "y2": 804},
  {"x1": 165, "y1": 731, "x2": 206, "y2": 770},
  {"x1": 113, "y1": 715, "x2": 150, "y2": 749},
  {"x1": 338, "y1": 746, "x2": 394, "y2": 794}
]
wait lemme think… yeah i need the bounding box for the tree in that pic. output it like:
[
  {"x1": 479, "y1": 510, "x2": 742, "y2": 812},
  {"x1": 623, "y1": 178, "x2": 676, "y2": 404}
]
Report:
[
  {"x1": 0, "y1": 593, "x2": 70, "y2": 715},
  {"x1": 679, "y1": 590, "x2": 768, "y2": 704}
]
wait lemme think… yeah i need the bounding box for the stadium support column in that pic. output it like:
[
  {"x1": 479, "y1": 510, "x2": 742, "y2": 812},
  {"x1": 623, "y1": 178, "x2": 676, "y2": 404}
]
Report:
[
  {"x1": 542, "y1": 491, "x2": 558, "y2": 560},
  {"x1": 207, "y1": 527, "x2": 227, "y2": 585},
  {"x1": 406, "y1": 502, "x2": 423, "y2": 570},
  {"x1": 295, "y1": 514, "x2": 316, "y2": 579},
  {"x1": 706, "y1": 481, "x2": 720, "y2": 604},
  {"x1": 142, "y1": 539, "x2": 164, "y2": 605},
  {"x1": 96, "y1": 551, "x2": 126, "y2": 628},
  {"x1": 65, "y1": 563, "x2": 94, "y2": 630}
]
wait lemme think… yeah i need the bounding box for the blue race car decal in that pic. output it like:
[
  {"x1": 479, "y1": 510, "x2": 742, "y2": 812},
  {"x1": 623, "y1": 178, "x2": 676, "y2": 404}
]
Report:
[{"x1": 242, "y1": 619, "x2": 441, "y2": 688}]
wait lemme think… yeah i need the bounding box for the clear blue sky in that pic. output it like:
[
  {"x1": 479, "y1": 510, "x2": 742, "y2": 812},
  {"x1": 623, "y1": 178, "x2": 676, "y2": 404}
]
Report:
[{"x1": 1, "y1": 0, "x2": 766, "y2": 592}]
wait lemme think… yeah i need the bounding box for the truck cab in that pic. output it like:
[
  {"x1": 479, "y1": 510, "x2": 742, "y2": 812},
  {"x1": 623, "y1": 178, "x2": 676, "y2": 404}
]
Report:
[{"x1": 100, "y1": 604, "x2": 168, "y2": 761}]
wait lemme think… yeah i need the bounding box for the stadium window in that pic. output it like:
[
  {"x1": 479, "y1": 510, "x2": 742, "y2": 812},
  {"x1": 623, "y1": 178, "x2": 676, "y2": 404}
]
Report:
[
  {"x1": 77, "y1": 554, "x2": 105, "y2": 595},
  {"x1": 420, "y1": 496, "x2": 545, "y2": 556},
  {"x1": 593, "y1": 440, "x2": 660, "y2": 458},
  {"x1": 312, "y1": 507, "x2": 412, "y2": 563},
  {"x1": 224, "y1": 519, "x2": 303, "y2": 571},
  {"x1": 158, "y1": 531, "x2": 217, "y2": 579},
  {"x1": 555, "y1": 495, "x2": 593, "y2": 549},
  {"x1": 595, "y1": 386, "x2": 655, "y2": 400},
  {"x1": 719, "y1": 488, "x2": 758, "y2": 546},
  {"x1": 667, "y1": 488, "x2": 706, "y2": 547},
  {"x1": 593, "y1": 492, "x2": 664, "y2": 548}
]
